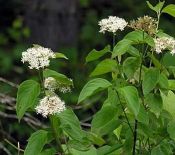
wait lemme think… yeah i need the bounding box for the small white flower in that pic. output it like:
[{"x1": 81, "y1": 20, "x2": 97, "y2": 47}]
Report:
[
  {"x1": 154, "y1": 37, "x2": 175, "y2": 54},
  {"x1": 35, "y1": 95, "x2": 66, "y2": 117},
  {"x1": 98, "y1": 16, "x2": 128, "y2": 34},
  {"x1": 21, "y1": 46, "x2": 56, "y2": 69},
  {"x1": 44, "y1": 77, "x2": 72, "y2": 93},
  {"x1": 44, "y1": 77, "x2": 58, "y2": 91},
  {"x1": 59, "y1": 86, "x2": 71, "y2": 93}
]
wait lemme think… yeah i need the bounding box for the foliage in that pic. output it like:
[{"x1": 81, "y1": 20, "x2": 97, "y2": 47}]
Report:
[{"x1": 1, "y1": 0, "x2": 175, "y2": 155}]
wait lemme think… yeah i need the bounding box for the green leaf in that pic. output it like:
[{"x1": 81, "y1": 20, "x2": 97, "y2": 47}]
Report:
[
  {"x1": 168, "y1": 80, "x2": 175, "y2": 90},
  {"x1": 148, "y1": 53, "x2": 162, "y2": 69},
  {"x1": 142, "y1": 68, "x2": 160, "y2": 95},
  {"x1": 78, "y1": 78, "x2": 112, "y2": 103},
  {"x1": 38, "y1": 148, "x2": 56, "y2": 155},
  {"x1": 127, "y1": 46, "x2": 140, "y2": 57},
  {"x1": 145, "y1": 93, "x2": 163, "y2": 116},
  {"x1": 158, "y1": 74, "x2": 169, "y2": 90},
  {"x1": 87, "y1": 132, "x2": 105, "y2": 146},
  {"x1": 123, "y1": 57, "x2": 140, "y2": 79},
  {"x1": 112, "y1": 39, "x2": 132, "y2": 58},
  {"x1": 71, "y1": 146, "x2": 97, "y2": 155},
  {"x1": 162, "y1": 53, "x2": 175, "y2": 67},
  {"x1": 137, "y1": 104, "x2": 149, "y2": 125},
  {"x1": 86, "y1": 45, "x2": 110, "y2": 62},
  {"x1": 91, "y1": 106, "x2": 120, "y2": 136},
  {"x1": 161, "y1": 91, "x2": 175, "y2": 118},
  {"x1": 151, "y1": 146, "x2": 164, "y2": 155},
  {"x1": 103, "y1": 88, "x2": 119, "y2": 108},
  {"x1": 68, "y1": 139, "x2": 91, "y2": 151},
  {"x1": 97, "y1": 144, "x2": 123, "y2": 155},
  {"x1": 90, "y1": 59, "x2": 118, "y2": 77},
  {"x1": 43, "y1": 69, "x2": 73, "y2": 85},
  {"x1": 146, "y1": 1, "x2": 165, "y2": 13},
  {"x1": 24, "y1": 130, "x2": 50, "y2": 155},
  {"x1": 113, "y1": 125, "x2": 122, "y2": 140},
  {"x1": 124, "y1": 30, "x2": 154, "y2": 47},
  {"x1": 16, "y1": 80, "x2": 40, "y2": 120},
  {"x1": 58, "y1": 109, "x2": 87, "y2": 142},
  {"x1": 167, "y1": 120, "x2": 175, "y2": 140},
  {"x1": 120, "y1": 86, "x2": 140, "y2": 117},
  {"x1": 162, "y1": 4, "x2": 175, "y2": 17},
  {"x1": 55, "y1": 52, "x2": 68, "y2": 59}
]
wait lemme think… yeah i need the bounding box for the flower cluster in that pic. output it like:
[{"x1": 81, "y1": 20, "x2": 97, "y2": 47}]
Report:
[
  {"x1": 21, "y1": 46, "x2": 56, "y2": 69},
  {"x1": 44, "y1": 77, "x2": 58, "y2": 91},
  {"x1": 44, "y1": 77, "x2": 71, "y2": 93},
  {"x1": 129, "y1": 15, "x2": 157, "y2": 36},
  {"x1": 98, "y1": 16, "x2": 128, "y2": 34},
  {"x1": 35, "y1": 95, "x2": 66, "y2": 117},
  {"x1": 154, "y1": 37, "x2": 175, "y2": 55}
]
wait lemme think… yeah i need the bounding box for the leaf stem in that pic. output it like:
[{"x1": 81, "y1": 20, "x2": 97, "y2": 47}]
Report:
[
  {"x1": 133, "y1": 31, "x2": 145, "y2": 155},
  {"x1": 49, "y1": 116, "x2": 64, "y2": 154},
  {"x1": 39, "y1": 69, "x2": 64, "y2": 154},
  {"x1": 132, "y1": 120, "x2": 138, "y2": 155},
  {"x1": 116, "y1": 92, "x2": 134, "y2": 135}
]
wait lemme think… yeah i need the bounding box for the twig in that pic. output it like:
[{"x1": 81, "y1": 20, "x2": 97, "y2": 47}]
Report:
[
  {"x1": 4, "y1": 139, "x2": 24, "y2": 152},
  {"x1": 80, "y1": 122, "x2": 91, "y2": 127},
  {"x1": 0, "y1": 142, "x2": 12, "y2": 155},
  {"x1": 0, "y1": 77, "x2": 18, "y2": 88},
  {"x1": 0, "y1": 111, "x2": 47, "y2": 128}
]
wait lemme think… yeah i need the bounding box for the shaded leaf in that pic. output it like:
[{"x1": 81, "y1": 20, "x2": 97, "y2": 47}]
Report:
[
  {"x1": 58, "y1": 109, "x2": 87, "y2": 142},
  {"x1": 146, "y1": 1, "x2": 165, "y2": 13},
  {"x1": 86, "y1": 45, "x2": 110, "y2": 62},
  {"x1": 120, "y1": 86, "x2": 140, "y2": 117},
  {"x1": 78, "y1": 78, "x2": 112, "y2": 103},
  {"x1": 24, "y1": 130, "x2": 50, "y2": 155},
  {"x1": 38, "y1": 148, "x2": 56, "y2": 155},
  {"x1": 90, "y1": 59, "x2": 118, "y2": 77},
  {"x1": 91, "y1": 106, "x2": 120, "y2": 136},
  {"x1": 161, "y1": 91, "x2": 175, "y2": 118},
  {"x1": 145, "y1": 93, "x2": 163, "y2": 116},
  {"x1": 112, "y1": 39, "x2": 132, "y2": 58},
  {"x1": 167, "y1": 120, "x2": 175, "y2": 140},
  {"x1": 55, "y1": 52, "x2": 68, "y2": 59},
  {"x1": 162, "y1": 4, "x2": 175, "y2": 17},
  {"x1": 16, "y1": 80, "x2": 40, "y2": 120},
  {"x1": 123, "y1": 57, "x2": 140, "y2": 79},
  {"x1": 142, "y1": 68, "x2": 160, "y2": 95}
]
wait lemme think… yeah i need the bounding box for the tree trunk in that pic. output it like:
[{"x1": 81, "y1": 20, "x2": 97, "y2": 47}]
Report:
[{"x1": 24, "y1": 0, "x2": 78, "y2": 50}]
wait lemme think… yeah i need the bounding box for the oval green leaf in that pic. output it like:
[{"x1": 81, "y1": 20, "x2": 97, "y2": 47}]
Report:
[
  {"x1": 78, "y1": 78, "x2": 112, "y2": 103},
  {"x1": 91, "y1": 106, "x2": 119, "y2": 136},
  {"x1": 16, "y1": 80, "x2": 40, "y2": 120},
  {"x1": 120, "y1": 86, "x2": 140, "y2": 117},
  {"x1": 90, "y1": 59, "x2": 118, "y2": 77},
  {"x1": 24, "y1": 130, "x2": 50, "y2": 155},
  {"x1": 142, "y1": 68, "x2": 160, "y2": 95}
]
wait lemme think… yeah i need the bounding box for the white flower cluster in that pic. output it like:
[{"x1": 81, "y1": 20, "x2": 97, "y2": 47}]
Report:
[
  {"x1": 59, "y1": 86, "x2": 71, "y2": 93},
  {"x1": 44, "y1": 77, "x2": 58, "y2": 91},
  {"x1": 98, "y1": 16, "x2": 128, "y2": 34},
  {"x1": 44, "y1": 77, "x2": 71, "y2": 93},
  {"x1": 35, "y1": 95, "x2": 66, "y2": 117},
  {"x1": 154, "y1": 37, "x2": 175, "y2": 55},
  {"x1": 21, "y1": 46, "x2": 56, "y2": 69}
]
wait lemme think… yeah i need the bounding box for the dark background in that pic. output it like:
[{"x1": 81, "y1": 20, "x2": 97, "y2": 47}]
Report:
[{"x1": 0, "y1": 0, "x2": 175, "y2": 154}]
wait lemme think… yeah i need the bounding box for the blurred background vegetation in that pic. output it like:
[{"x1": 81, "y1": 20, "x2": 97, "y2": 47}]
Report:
[{"x1": 0, "y1": 0, "x2": 175, "y2": 154}]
